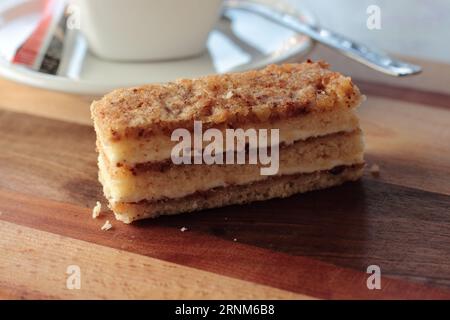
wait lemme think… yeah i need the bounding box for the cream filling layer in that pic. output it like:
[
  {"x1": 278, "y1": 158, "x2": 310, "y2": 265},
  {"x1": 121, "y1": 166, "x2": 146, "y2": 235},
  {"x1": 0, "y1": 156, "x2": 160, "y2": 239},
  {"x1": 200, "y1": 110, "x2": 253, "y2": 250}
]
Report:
[
  {"x1": 97, "y1": 109, "x2": 360, "y2": 165},
  {"x1": 99, "y1": 130, "x2": 364, "y2": 203}
]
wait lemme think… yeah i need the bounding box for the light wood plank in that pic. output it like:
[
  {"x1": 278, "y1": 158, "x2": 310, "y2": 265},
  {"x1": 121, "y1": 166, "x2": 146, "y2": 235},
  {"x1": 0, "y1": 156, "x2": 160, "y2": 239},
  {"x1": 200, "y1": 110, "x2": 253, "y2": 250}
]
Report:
[
  {"x1": 0, "y1": 220, "x2": 306, "y2": 299},
  {"x1": 0, "y1": 79, "x2": 94, "y2": 125}
]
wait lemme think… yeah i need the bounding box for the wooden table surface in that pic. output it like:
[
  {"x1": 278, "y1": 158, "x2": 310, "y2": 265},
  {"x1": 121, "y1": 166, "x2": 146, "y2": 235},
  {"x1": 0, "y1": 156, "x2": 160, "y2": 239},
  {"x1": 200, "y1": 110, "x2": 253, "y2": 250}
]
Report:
[{"x1": 0, "y1": 46, "x2": 449, "y2": 299}]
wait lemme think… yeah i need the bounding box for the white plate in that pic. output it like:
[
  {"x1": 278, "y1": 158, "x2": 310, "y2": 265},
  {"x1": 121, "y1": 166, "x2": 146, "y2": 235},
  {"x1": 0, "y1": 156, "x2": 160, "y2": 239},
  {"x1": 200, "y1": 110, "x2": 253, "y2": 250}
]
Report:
[{"x1": 0, "y1": 0, "x2": 316, "y2": 95}]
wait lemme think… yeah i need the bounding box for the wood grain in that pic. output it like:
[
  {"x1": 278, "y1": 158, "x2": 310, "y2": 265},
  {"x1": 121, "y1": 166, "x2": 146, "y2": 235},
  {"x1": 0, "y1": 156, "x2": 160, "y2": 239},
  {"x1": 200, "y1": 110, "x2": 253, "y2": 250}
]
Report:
[
  {"x1": 357, "y1": 80, "x2": 450, "y2": 111},
  {"x1": 0, "y1": 79, "x2": 94, "y2": 125},
  {"x1": 0, "y1": 109, "x2": 100, "y2": 206},
  {"x1": 1, "y1": 185, "x2": 450, "y2": 299},
  {"x1": 0, "y1": 104, "x2": 450, "y2": 298},
  {"x1": 359, "y1": 96, "x2": 450, "y2": 195},
  {"x1": 0, "y1": 220, "x2": 305, "y2": 299}
]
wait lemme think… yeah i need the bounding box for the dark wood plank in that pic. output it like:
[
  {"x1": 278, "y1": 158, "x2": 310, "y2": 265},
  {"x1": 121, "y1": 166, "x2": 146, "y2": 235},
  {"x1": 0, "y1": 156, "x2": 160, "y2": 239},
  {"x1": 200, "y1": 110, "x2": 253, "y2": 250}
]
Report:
[
  {"x1": 110, "y1": 180, "x2": 450, "y2": 290},
  {"x1": 0, "y1": 109, "x2": 101, "y2": 206}
]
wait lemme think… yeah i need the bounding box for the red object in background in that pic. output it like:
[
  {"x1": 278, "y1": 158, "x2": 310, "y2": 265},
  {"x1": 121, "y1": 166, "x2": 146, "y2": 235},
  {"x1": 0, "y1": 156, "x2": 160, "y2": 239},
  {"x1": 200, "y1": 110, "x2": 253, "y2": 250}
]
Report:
[{"x1": 12, "y1": 0, "x2": 56, "y2": 67}]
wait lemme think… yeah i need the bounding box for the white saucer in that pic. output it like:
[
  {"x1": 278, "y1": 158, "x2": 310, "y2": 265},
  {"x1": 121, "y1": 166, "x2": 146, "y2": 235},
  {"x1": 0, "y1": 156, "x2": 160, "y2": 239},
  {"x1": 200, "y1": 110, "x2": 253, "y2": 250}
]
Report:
[{"x1": 0, "y1": 0, "x2": 316, "y2": 95}]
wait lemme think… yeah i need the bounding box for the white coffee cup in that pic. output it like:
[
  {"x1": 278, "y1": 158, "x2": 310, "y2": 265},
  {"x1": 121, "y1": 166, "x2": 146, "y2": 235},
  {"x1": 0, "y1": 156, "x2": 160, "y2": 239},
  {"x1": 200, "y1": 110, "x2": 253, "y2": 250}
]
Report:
[{"x1": 74, "y1": 0, "x2": 223, "y2": 61}]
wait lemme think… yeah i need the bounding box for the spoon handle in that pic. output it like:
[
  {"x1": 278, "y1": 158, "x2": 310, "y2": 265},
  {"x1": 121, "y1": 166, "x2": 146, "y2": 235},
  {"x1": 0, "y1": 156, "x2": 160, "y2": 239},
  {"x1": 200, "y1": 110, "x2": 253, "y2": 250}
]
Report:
[{"x1": 226, "y1": 0, "x2": 422, "y2": 76}]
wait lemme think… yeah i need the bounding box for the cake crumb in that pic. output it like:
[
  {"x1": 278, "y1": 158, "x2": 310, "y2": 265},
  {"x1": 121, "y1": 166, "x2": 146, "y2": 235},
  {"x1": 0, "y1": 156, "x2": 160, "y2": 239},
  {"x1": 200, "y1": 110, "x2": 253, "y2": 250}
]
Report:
[
  {"x1": 101, "y1": 220, "x2": 112, "y2": 231},
  {"x1": 180, "y1": 227, "x2": 188, "y2": 232},
  {"x1": 369, "y1": 164, "x2": 380, "y2": 177},
  {"x1": 92, "y1": 201, "x2": 102, "y2": 219},
  {"x1": 225, "y1": 91, "x2": 234, "y2": 99}
]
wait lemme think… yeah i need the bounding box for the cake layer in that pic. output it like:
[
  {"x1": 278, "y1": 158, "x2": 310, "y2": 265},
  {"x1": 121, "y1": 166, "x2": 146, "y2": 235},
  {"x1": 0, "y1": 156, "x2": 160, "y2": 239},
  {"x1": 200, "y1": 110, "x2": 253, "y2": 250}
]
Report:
[
  {"x1": 91, "y1": 62, "x2": 362, "y2": 143},
  {"x1": 111, "y1": 164, "x2": 364, "y2": 223},
  {"x1": 97, "y1": 107, "x2": 360, "y2": 165},
  {"x1": 99, "y1": 130, "x2": 364, "y2": 203},
  {"x1": 91, "y1": 61, "x2": 366, "y2": 223}
]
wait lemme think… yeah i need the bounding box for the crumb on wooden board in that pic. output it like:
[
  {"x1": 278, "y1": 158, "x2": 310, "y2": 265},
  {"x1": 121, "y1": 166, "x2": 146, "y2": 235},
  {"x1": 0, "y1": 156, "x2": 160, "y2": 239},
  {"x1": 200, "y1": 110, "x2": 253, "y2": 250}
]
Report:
[
  {"x1": 92, "y1": 201, "x2": 102, "y2": 219},
  {"x1": 101, "y1": 220, "x2": 112, "y2": 231},
  {"x1": 369, "y1": 163, "x2": 381, "y2": 177}
]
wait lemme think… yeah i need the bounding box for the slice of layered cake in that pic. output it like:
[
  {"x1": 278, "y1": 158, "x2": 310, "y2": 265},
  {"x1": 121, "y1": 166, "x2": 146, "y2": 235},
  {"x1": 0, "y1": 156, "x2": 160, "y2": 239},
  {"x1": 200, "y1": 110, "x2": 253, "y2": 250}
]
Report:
[{"x1": 91, "y1": 61, "x2": 365, "y2": 223}]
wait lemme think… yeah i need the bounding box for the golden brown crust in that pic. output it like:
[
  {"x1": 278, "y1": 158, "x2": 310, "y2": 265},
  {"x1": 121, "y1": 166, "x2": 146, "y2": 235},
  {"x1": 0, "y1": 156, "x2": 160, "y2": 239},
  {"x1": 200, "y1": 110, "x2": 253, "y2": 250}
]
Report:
[{"x1": 91, "y1": 61, "x2": 362, "y2": 141}]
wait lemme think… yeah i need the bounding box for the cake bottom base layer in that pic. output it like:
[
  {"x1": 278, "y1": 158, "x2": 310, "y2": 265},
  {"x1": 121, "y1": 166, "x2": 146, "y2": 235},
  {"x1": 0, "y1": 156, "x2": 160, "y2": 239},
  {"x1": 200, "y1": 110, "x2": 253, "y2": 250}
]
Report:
[{"x1": 110, "y1": 164, "x2": 364, "y2": 223}]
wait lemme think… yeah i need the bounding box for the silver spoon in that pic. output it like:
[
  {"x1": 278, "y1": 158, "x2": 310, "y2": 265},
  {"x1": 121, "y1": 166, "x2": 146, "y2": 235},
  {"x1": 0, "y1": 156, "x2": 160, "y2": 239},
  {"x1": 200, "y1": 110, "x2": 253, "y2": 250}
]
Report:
[{"x1": 224, "y1": 0, "x2": 422, "y2": 76}]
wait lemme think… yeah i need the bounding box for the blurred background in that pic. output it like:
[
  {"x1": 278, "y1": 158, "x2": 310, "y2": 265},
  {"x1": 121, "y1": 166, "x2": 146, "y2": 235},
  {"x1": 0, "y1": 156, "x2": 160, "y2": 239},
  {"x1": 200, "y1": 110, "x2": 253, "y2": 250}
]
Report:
[
  {"x1": 1, "y1": 0, "x2": 448, "y2": 61},
  {"x1": 0, "y1": 0, "x2": 449, "y2": 95},
  {"x1": 296, "y1": 0, "x2": 449, "y2": 64}
]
